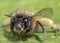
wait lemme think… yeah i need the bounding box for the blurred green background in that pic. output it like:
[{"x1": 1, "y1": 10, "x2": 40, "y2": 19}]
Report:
[{"x1": 0, "y1": 0, "x2": 60, "y2": 43}]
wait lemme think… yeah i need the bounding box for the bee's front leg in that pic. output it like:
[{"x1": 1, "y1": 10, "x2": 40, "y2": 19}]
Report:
[
  {"x1": 42, "y1": 26, "x2": 47, "y2": 39},
  {"x1": 37, "y1": 21, "x2": 47, "y2": 39}
]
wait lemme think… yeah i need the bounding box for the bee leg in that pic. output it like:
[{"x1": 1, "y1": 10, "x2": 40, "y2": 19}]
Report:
[
  {"x1": 27, "y1": 24, "x2": 36, "y2": 36},
  {"x1": 12, "y1": 31, "x2": 21, "y2": 39},
  {"x1": 34, "y1": 22, "x2": 39, "y2": 33},
  {"x1": 51, "y1": 26, "x2": 59, "y2": 37},
  {"x1": 24, "y1": 26, "x2": 32, "y2": 34},
  {"x1": 37, "y1": 21, "x2": 47, "y2": 39},
  {"x1": 26, "y1": 27, "x2": 34, "y2": 35},
  {"x1": 11, "y1": 28, "x2": 21, "y2": 39},
  {"x1": 54, "y1": 29, "x2": 58, "y2": 37},
  {"x1": 42, "y1": 26, "x2": 47, "y2": 39}
]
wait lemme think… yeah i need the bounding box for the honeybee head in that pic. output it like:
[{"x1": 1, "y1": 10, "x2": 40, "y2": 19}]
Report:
[
  {"x1": 5, "y1": 14, "x2": 37, "y2": 32},
  {"x1": 10, "y1": 15, "x2": 30, "y2": 32}
]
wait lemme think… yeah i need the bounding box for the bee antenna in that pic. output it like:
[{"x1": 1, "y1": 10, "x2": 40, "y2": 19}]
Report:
[{"x1": 4, "y1": 14, "x2": 13, "y2": 17}]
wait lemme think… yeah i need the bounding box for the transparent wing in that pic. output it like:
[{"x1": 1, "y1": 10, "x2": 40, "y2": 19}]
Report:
[{"x1": 35, "y1": 8, "x2": 54, "y2": 18}]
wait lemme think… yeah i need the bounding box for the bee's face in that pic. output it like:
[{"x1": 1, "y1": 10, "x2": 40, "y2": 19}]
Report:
[{"x1": 11, "y1": 15, "x2": 30, "y2": 32}]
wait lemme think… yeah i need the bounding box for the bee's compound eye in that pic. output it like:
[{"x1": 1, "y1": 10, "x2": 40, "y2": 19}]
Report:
[
  {"x1": 11, "y1": 18, "x2": 15, "y2": 23},
  {"x1": 25, "y1": 19, "x2": 28, "y2": 22},
  {"x1": 24, "y1": 18, "x2": 28, "y2": 23}
]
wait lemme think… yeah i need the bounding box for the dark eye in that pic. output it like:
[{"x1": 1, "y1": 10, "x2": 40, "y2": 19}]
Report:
[
  {"x1": 24, "y1": 19, "x2": 28, "y2": 23},
  {"x1": 10, "y1": 17, "x2": 16, "y2": 29},
  {"x1": 23, "y1": 18, "x2": 28, "y2": 25}
]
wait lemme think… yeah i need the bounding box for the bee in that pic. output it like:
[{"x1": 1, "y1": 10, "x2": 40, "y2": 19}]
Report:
[
  {"x1": 2, "y1": 8, "x2": 58, "y2": 38},
  {"x1": 3, "y1": 10, "x2": 44, "y2": 38}
]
